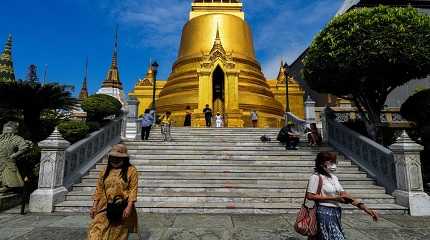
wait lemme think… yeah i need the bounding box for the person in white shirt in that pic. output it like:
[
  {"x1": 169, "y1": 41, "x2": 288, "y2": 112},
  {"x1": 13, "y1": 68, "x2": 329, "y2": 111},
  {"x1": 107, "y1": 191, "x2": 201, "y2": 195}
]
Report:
[
  {"x1": 250, "y1": 110, "x2": 258, "y2": 128},
  {"x1": 306, "y1": 151, "x2": 379, "y2": 240},
  {"x1": 215, "y1": 112, "x2": 223, "y2": 128}
]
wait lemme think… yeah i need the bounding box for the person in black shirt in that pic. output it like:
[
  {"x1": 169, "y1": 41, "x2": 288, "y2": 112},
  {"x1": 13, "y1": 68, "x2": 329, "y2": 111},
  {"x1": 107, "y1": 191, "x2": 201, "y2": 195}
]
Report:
[{"x1": 203, "y1": 104, "x2": 213, "y2": 127}]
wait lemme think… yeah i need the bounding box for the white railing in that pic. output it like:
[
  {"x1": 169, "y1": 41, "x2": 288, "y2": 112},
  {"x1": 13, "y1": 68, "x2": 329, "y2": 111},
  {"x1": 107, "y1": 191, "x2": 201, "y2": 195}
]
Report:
[
  {"x1": 323, "y1": 107, "x2": 397, "y2": 193},
  {"x1": 63, "y1": 118, "x2": 122, "y2": 188},
  {"x1": 286, "y1": 112, "x2": 307, "y2": 133}
]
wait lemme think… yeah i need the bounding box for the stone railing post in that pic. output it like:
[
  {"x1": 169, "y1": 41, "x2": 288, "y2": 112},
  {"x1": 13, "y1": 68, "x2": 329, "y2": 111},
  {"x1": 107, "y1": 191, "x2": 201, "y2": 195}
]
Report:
[
  {"x1": 304, "y1": 95, "x2": 316, "y2": 124},
  {"x1": 126, "y1": 96, "x2": 139, "y2": 139},
  {"x1": 29, "y1": 128, "x2": 70, "y2": 213},
  {"x1": 390, "y1": 131, "x2": 430, "y2": 216}
]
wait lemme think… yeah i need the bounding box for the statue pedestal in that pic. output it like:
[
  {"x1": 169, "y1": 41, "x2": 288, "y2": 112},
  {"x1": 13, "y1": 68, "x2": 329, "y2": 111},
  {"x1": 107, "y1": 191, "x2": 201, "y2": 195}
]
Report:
[
  {"x1": 0, "y1": 193, "x2": 21, "y2": 211},
  {"x1": 29, "y1": 187, "x2": 68, "y2": 213}
]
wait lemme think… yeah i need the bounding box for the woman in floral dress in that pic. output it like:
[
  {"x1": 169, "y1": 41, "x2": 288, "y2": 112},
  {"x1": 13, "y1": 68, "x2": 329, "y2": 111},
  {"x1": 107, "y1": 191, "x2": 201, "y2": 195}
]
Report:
[{"x1": 88, "y1": 144, "x2": 139, "y2": 240}]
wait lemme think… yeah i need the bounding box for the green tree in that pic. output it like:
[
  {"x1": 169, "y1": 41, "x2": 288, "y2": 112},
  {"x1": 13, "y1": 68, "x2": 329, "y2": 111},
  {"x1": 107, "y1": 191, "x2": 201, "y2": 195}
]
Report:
[
  {"x1": 401, "y1": 89, "x2": 430, "y2": 187},
  {"x1": 81, "y1": 94, "x2": 122, "y2": 122},
  {"x1": 303, "y1": 6, "x2": 430, "y2": 142},
  {"x1": 0, "y1": 81, "x2": 77, "y2": 142}
]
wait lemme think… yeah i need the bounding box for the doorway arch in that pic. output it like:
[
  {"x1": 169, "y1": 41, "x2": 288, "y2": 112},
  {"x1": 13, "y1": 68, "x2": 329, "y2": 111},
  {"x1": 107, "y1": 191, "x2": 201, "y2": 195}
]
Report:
[{"x1": 212, "y1": 65, "x2": 225, "y2": 115}]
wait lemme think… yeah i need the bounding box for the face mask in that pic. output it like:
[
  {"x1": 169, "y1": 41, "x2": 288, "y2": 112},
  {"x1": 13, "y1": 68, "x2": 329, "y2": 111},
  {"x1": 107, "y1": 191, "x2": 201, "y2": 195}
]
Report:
[{"x1": 328, "y1": 163, "x2": 337, "y2": 172}]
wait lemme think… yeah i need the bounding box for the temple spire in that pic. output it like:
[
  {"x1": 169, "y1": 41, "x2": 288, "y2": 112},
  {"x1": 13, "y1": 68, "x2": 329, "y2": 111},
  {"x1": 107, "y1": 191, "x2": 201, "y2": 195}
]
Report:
[
  {"x1": 0, "y1": 34, "x2": 16, "y2": 82},
  {"x1": 101, "y1": 26, "x2": 123, "y2": 90},
  {"x1": 79, "y1": 57, "x2": 89, "y2": 101},
  {"x1": 276, "y1": 60, "x2": 287, "y2": 84},
  {"x1": 210, "y1": 23, "x2": 226, "y2": 55}
]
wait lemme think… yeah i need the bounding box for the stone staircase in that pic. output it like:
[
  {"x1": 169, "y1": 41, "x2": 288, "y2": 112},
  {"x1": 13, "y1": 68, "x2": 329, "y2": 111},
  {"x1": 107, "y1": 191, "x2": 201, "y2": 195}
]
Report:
[{"x1": 54, "y1": 128, "x2": 407, "y2": 214}]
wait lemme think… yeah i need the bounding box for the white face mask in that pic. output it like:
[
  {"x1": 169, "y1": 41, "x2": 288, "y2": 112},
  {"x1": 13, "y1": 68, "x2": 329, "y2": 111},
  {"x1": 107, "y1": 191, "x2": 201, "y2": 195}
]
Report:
[{"x1": 328, "y1": 163, "x2": 337, "y2": 172}]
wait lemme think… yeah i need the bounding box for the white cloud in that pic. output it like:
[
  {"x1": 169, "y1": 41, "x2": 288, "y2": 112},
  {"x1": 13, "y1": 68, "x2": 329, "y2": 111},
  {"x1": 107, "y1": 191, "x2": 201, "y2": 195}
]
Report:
[{"x1": 88, "y1": 0, "x2": 342, "y2": 80}]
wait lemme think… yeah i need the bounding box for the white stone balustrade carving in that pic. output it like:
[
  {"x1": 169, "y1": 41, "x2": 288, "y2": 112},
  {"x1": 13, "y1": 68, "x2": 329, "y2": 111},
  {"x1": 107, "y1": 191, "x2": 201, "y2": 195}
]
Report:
[
  {"x1": 390, "y1": 131, "x2": 430, "y2": 216},
  {"x1": 29, "y1": 118, "x2": 122, "y2": 213},
  {"x1": 29, "y1": 128, "x2": 70, "y2": 213}
]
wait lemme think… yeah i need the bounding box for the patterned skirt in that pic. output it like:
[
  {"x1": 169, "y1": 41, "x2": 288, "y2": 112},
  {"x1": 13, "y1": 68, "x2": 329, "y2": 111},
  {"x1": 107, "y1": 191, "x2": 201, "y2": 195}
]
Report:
[{"x1": 316, "y1": 206, "x2": 345, "y2": 240}]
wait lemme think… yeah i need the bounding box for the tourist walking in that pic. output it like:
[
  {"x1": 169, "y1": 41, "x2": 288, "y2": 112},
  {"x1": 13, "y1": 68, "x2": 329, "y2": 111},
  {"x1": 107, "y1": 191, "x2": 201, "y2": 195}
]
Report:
[
  {"x1": 88, "y1": 144, "x2": 139, "y2": 240},
  {"x1": 160, "y1": 111, "x2": 173, "y2": 142},
  {"x1": 305, "y1": 151, "x2": 379, "y2": 240},
  {"x1": 140, "y1": 109, "x2": 155, "y2": 141},
  {"x1": 250, "y1": 110, "x2": 258, "y2": 128},
  {"x1": 184, "y1": 106, "x2": 192, "y2": 127},
  {"x1": 215, "y1": 112, "x2": 223, "y2": 128},
  {"x1": 203, "y1": 104, "x2": 213, "y2": 127}
]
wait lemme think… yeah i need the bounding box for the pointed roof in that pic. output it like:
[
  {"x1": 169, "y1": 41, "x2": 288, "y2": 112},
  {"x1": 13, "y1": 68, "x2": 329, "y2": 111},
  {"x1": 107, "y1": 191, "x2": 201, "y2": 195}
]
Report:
[
  {"x1": 0, "y1": 34, "x2": 15, "y2": 82},
  {"x1": 210, "y1": 24, "x2": 226, "y2": 56},
  {"x1": 276, "y1": 61, "x2": 287, "y2": 84},
  {"x1": 138, "y1": 63, "x2": 155, "y2": 86},
  {"x1": 101, "y1": 27, "x2": 123, "y2": 90},
  {"x1": 79, "y1": 58, "x2": 89, "y2": 101}
]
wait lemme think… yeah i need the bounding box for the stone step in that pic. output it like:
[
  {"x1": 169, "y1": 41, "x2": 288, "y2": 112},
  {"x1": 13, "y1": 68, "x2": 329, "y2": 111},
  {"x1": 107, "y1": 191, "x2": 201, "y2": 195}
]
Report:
[
  {"x1": 97, "y1": 160, "x2": 353, "y2": 167},
  {"x1": 96, "y1": 160, "x2": 352, "y2": 166},
  {"x1": 64, "y1": 195, "x2": 395, "y2": 204},
  {"x1": 89, "y1": 166, "x2": 362, "y2": 173},
  {"x1": 83, "y1": 172, "x2": 369, "y2": 179},
  {"x1": 54, "y1": 201, "x2": 407, "y2": 214},
  {"x1": 71, "y1": 185, "x2": 388, "y2": 194},
  {"x1": 125, "y1": 146, "x2": 331, "y2": 151},
  {"x1": 79, "y1": 179, "x2": 376, "y2": 186},
  {"x1": 127, "y1": 150, "x2": 330, "y2": 155},
  {"x1": 124, "y1": 142, "x2": 317, "y2": 147}
]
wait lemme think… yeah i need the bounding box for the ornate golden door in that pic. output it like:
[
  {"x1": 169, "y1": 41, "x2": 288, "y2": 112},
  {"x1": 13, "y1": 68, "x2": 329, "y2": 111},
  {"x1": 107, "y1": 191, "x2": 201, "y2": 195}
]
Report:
[{"x1": 213, "y1": 66, "x2": 225, "y2": 115}]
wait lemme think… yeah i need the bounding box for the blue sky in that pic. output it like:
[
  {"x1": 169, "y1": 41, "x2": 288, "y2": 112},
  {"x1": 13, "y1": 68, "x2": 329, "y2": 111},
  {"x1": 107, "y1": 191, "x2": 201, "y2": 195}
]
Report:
[{"x1": 0, "y1": 0, "x2": 342, "y2": 96}]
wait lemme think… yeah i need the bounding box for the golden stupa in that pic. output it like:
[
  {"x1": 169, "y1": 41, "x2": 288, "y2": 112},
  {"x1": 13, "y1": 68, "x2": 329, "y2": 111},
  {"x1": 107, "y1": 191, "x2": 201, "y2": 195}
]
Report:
[{"x1": 129, "y1": 0, "x2": 304, "y2": 128}]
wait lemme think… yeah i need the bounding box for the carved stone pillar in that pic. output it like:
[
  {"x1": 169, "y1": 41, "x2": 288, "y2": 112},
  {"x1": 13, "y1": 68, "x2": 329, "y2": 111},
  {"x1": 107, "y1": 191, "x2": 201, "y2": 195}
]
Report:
[
  {"x1": 29, "y1": 128, "x2": 70, "y2": 213},
  {"x1": 390, "y1": 131, "x2": 430, "y2": 216},
  {"x1": 126, "y1": 96, "x2": 139, "y2": 139}
]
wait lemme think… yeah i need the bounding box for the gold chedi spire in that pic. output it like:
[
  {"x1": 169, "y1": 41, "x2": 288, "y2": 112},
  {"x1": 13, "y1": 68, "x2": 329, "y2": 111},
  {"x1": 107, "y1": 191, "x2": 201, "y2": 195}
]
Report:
[
  {"x1": 0, "y1": 34, "x2": 16, "y2": 82},
  {"x1": 101, "y1": 27, "x2": 123, "y2": 90},
  {"x1": 79, "y1": 58, "x2": 89, "y2": 101},
  {"x1": 276, "y1": 61, "x2": 287, "y2": 84}
]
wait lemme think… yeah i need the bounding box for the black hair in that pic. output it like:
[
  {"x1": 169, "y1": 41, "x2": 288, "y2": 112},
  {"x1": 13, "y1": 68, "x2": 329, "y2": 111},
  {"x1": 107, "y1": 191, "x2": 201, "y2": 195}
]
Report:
[
  {"x1": 144, "y1": 109, "x2": 150, "y2": 114},
  {"x1": 314, "y1": 151, "x2": 336, "y2": 178},
  {"x1": 186, "y1": 106, "x2": 191, "y2": 110},
  {"x1": 103, "y1": 155, "x2": 131, "y2": 183},
  {"x1": 166, "y1": 111, "x2": 172, "y2": 115}
]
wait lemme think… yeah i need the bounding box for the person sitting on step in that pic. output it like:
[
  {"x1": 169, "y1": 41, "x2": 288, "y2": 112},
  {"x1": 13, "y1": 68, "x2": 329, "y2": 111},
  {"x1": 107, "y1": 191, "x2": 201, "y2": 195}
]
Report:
[{"x1": 277, "y1": 122, "x2": 300, "y2": 150}]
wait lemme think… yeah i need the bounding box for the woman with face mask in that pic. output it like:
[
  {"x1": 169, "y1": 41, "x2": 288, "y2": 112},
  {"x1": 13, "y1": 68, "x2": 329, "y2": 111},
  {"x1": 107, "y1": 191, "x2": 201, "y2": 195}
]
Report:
[
  {"x1": 305, "y1": 151, "x2": 379, "y2": 240},
  {"x1": 87, "y1": 144, "x2": 139, "y2": 240}
]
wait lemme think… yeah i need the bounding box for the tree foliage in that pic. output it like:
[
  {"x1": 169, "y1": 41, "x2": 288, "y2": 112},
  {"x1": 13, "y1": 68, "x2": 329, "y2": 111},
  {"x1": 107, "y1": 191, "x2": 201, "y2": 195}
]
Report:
[
  {"x1": 81, "y1": 94, "x2": 122, "y2": 122},
  {"x1": 58, "y1": 121, "x2": 90, "y2": 143},
  {"x1": 0, "y1": 81, "x2": 77, "y2": 142},
  {"x1": 304, "y1": 6, "x2": 430, "y2": 141}
]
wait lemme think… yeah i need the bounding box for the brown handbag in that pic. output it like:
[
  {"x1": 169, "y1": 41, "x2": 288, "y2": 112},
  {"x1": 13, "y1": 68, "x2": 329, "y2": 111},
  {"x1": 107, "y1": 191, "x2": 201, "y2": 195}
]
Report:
[{"x1": 294, "y1": 174, "x2": 323, "y2": 237}]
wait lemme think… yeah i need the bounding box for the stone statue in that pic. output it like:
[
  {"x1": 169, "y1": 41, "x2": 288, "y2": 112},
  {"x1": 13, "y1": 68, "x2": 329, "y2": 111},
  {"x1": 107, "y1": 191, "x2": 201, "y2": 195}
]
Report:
[{"x1": 0, "y1": 121, "x2": 30, "y2": 193}]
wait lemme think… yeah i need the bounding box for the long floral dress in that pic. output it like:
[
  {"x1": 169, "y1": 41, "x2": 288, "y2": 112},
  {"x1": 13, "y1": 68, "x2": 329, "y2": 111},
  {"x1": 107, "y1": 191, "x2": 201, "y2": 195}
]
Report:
[{"x1": 87, "y1": 165, "x2": 139, "y2": 240}]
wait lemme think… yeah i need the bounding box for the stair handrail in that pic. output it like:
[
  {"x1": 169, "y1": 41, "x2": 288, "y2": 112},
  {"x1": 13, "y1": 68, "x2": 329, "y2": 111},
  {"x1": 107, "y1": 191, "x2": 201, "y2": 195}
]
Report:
[
  {"x1": 322, "y1": 107, "x2": 397, "y2": 193},
  {"x1": 63, "y1": 117, "x2": 122, "y2": 189},
  {"x1": 286, "y1": 112, "x2": 307, "y2": 133}
]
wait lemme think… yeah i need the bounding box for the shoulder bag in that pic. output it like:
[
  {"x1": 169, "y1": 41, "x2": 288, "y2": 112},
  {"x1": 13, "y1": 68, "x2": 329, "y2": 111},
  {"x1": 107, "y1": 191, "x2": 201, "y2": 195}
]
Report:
[{"x1": 294, "y1": 174, "x2": 323, "y2": 237}]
